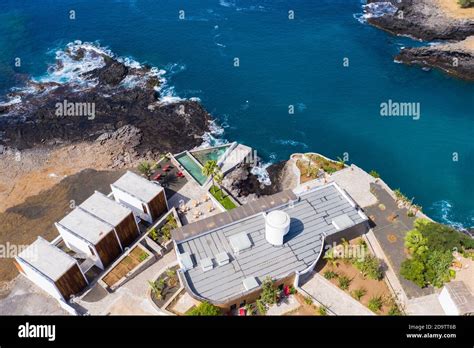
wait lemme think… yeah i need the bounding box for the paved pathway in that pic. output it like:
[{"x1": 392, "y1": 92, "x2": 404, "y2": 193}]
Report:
[
  {"x1": 76, "y1": 251, "x2": 177, "y2": 315},
  {"x1": 405, "y1": 294, "x2": 445, "y2": 315},
  {"x1": 0, "y1": 276, "x2": 67, "y2": 315},
  {"x1": 267, "y1": 295, "x2": 300, "y2": 315},
  {"x1": 301, "y1": 273, "x2": 373, "y2": 315}
]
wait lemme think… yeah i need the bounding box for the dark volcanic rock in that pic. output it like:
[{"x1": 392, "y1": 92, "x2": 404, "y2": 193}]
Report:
[
  {"x1": 365, "y1": 0, "x2": 474, "y2": 80},
  {"x1": 0, "y1": 43, "x2": 211, "y2": 155},
  {"x1": 223, "y1": 161, "x2": 288, "y2": 201},
  {"x1": 396, "y1": 45, "x2": 474, "y2": 81},
  {"x1": 88, "y1": 58, "x2": 129, "y2": 86},
  {"x1": 367, "y1": 0, "x2": 474, "y2": 41}
]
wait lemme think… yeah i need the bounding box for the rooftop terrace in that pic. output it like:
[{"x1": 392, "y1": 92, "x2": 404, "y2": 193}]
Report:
[{"x1": 174, "y1": 183, "x2": 368, "y2": 303}]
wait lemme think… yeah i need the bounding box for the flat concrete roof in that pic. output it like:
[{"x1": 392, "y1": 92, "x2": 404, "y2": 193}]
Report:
[
  {"x1": 176, "y1": 183, "x2": 367, "y2": 303},
  {"x1": 444, "y1": 281, "x2": 474, "y2": 315},
  {"x1": 172, "y1": 189, "x2": 298, "y2": 242},
  {"x1": 18, "y1": 238, "x2": 77, "y2": 281},
  {"x1": 58, "y1": 207, "x2": 113, "y2": 245},
  {"x1": 111, "y1": 171, "x2": 163, "y2": 203},
  {"x1": 80, "y1": 191, "x2": 132, "y2": 227}
]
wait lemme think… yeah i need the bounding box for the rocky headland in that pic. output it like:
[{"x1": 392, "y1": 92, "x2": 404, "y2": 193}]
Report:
[
  {"x1": 365, "y1": 0, "x2": 474, "y2": 80},
  {"x1": 0, "y1": 42, "x2": 212, "y2": 211},
  {"x1": 396, "y1": 36, "x2": 474, "y2": 80}
]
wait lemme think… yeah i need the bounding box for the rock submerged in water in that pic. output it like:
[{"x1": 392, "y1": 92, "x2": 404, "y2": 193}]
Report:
[
  {"x1": 396, "y1": 37, "x2": 474, "y2": 81},
  {"x1": 366, "y1": 0, "x2": 474, "y2": 80},
  {"x1": 0, "y1": 43, "x2": 211, "y2": 155}
]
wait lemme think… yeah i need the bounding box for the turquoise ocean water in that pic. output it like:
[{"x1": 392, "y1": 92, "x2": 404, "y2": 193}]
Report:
[{"x1": 0, "y1": 0, "x2": 473, "y2": 227}]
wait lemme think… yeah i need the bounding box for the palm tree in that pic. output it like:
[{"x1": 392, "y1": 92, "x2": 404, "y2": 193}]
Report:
[
  {"x1": 202, "y1": 160, "x2": 218, "y2": 187},
  {"x1": 213, "y1": 170, "x2": 224, "y2": 199},
  {"x1": 323, "y1": 248, "x2": 339, "y2": 268},
  {"x1": 138, "y1": 161, "x2": 153, "y2": 179}
]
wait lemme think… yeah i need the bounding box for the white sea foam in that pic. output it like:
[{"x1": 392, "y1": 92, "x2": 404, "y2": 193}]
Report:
[
  {"x1": 219, "y1": 0, "x2": 235, "y2": 8},
  {"x1": 430, "y1": 200, "x2": 470, "y2": 230},
  {"x1": 273, "y1": 139, "x2": 308, "y2": 149},
  {"x1": 199, "y1": 120, "x2": 227, "y2": 148},
  {"x1": 0, "y1": 96, "x2": 21, "y2": 107},
  {"x1": 250, "y1": 162, "x2": 272, "y2": 186},
  {"x1": 355, "y1": 2, "x2": 397, "y2": 24}
]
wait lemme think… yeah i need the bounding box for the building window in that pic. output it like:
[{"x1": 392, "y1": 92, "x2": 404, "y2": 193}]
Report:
[{"x1": 142, "y1": 203, "x2": 148, "y2": 215}]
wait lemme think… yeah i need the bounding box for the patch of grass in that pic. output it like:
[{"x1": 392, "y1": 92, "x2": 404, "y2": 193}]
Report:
[
  {"x1": 210, "y1": 185, "x2": 237, "y2": 210},
  {"x1": 138, "y1": 251, "x2": 149, "y2": 262}
]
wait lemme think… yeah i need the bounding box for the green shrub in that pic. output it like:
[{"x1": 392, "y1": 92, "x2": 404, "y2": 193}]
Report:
[
  {"x1": 388, "y1": 303, "x2": 402, "y2": 316},
  {"x1": 149, "y1": 228, "x2": 159, "y2": 242},
  {"x1": 323, "y1": 270, "x2": 338, "y2": 280},
  {"x1": 304, "y1": 296, "x2": 313, "y2": 306},
  {"x1": 255, "y1": 299, "x2": 267, "y2": 315},
  {"x1": 186, "y1": 301, "x2": 221, "y2": 316},
  {"x1": 400, "y1": 258, "x2": 427, "y2": 288},
  {"x1": 353, "y1": 255, "x2": 383, "y2": 280},
  {"x1": 259, "y1": 277, "x2": 278, "y2": 306},
  {"x1": 318, "y1": 306, "x2": 328, "y2": 316},
  {"x1": 368, "y1": 296, "x2": 384, "y2": 313},
  {"x1": 369, "y1": 170, "x2": 380, "y2": 178},
  {"x1": 338, "y1": 275, "x2": 351, "y2": 290},
  {"x1": 400, "y1": 219, "x2": 474, "y2": 288},
  {"x1": 352, "y1": 288, "x2": 367, "y2": 301},
  {"x1": 458, "y1": 0, "x2": 474, "y2": 8}
]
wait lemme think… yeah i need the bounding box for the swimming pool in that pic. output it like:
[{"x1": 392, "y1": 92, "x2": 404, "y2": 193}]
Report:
[
  {"x1": 191, "y1": 144, "x2": 231, "y2": 166},
  {"x1": 175, "y1": 153, "x2": 208, "y2": 186}
]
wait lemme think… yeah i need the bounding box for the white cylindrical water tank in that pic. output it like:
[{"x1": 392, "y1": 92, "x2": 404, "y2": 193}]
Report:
[{"x1": 265, "y1": 210, "x2": 291, "y2": 246}]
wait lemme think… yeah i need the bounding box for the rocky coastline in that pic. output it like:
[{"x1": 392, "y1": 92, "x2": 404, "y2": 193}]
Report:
[
  {"x1": 396, "y1": 36, "x2": 474, "y2": 81},
  {"x1": 366, "y1": 0, "x2": 474, "y2": 80},
  {"x1": 0, "y1": 43, "x2": 212, "y2": 213},
  {"x1": 0, "y1": 43, "x2": 211, "y2": 155}
]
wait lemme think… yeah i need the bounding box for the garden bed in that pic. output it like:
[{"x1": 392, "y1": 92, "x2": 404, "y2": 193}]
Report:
[
  {"x1": 149, "y1": 266, "x2": 180, "y2": 308},
  {"x1": 102, "y1": 246, "x2": 150, "y2": 288},
  {"x1": 294, "y1": 153, "x2": 345, "y2": 183},
  {"x1": 209, "y1": 185, "x2": 237, "y2": 210},
  {"x1": 284, "y1": 293, "x2": 326, "y2": 316},
  {"x1": 148, "y1": 213, "x2": 178, "y2": 247},
  {"x1": 317, "y1": 238, "x2": 401, "y2": 315}
]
